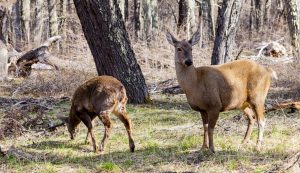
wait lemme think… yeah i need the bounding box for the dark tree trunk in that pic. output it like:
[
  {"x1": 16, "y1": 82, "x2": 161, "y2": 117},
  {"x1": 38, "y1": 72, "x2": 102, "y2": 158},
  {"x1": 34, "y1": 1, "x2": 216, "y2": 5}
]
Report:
[
  {"x1": 284, "y1": 0, "x2": 300, "y2": 59},
  {"x1": 211, "y1": 0, "x2": 245, "y2": 65},
  {"x1": 73, "y1": 0, "x2": 149, "y2": 104},
  {"x1": 125, "y1": 0, "x2": 129, "y2": 21}
]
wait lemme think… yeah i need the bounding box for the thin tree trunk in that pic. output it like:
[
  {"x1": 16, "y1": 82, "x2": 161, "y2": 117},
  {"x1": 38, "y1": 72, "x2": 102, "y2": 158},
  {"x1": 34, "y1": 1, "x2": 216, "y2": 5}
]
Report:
[
  {"x1": 125, "y1": 0, "x2": 129, "y2": 21},
  {"x1": 134, "y1": 0, "x2": 141, "y2": 40},
  {"x1": 0, "y1": 6, "x2": 8, "y2": 79},
  {"x1": 12, "y1": 0, "x2": 22, "y2": 49},
  {"x1": 284, "y1": 0, "x2": 300, "y2": 59},
  {"x1": 254, "y1": 0, "x2": 266, "y2": 31},
  {"x1": 211, "y1": 0, "x2": 245, "y2": 65},
  {"x1": 48, "y1": 0, "x2": 59, "y2": 50},
  {"x1": 33, "y1": 0, "x2": 43, "y2": 45},
  {"x1": 177, "y1": 0, "x2": 196, "y2": 38},
  {"x1": 207, "y1": 0, "x2": 215, "y2": 39},
  {"x1": 73, "y1": 0, "x2": 149, "y2": 103},
  {"x1": 117, "y1": 0, "x2": 125, "y2": 20},
  {"x1": 60, "y1": 0, "x2": 68, "y2": 53},
  {"x1": 21, "y1": 0, "x2": 30, "y2": 44}
]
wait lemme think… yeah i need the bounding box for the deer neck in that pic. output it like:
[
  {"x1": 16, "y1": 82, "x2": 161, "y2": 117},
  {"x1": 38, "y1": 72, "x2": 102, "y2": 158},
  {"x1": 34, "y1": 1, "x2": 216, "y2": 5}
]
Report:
[
  {"x1": 175, "y1": 63, "x2": 197, "y2": 93},
  {"x1": 69, "y1": 106, "x2": 81, "y2": 128}
]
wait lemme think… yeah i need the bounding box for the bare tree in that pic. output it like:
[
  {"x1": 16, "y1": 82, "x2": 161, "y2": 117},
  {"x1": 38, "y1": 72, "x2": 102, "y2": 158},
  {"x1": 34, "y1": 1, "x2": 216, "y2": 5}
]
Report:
[
  {"x1": 0, "y1": 6, "x2": 8, "y2": 79},
  {"x1": 284, "y1": 0, "x2": 300, "y2": 59},
  {"x1": 33, "y1": 0, "x2": 44, "y2": 45},
  {"x1": 211, "y1": 0, "x2": 245, "y2": 65},
  {"x1": 48, "y1": 0, "x2": 58, "y2": 37},
  {"x1": 138, "y1": 0, "x2": 158, "y2": 44},
  {"x1": 73, "y1": 0, "x2": 149, "y2": 103},
  {"x1": 21, "y1": 0, "x2": 30, "y2": 44},
  {"x1": 177, "y1": 0, "x2": 196, "y2": 38}
]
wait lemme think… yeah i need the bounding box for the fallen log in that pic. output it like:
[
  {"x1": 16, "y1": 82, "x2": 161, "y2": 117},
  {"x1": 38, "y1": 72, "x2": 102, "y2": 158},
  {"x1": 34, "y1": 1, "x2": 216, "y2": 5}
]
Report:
[
  {"x1": 266, "y1": 101, "x2": 300, "y2": 113},
  {"x1": 9, "y1": 36, "x2": 61, "y2": 77}
]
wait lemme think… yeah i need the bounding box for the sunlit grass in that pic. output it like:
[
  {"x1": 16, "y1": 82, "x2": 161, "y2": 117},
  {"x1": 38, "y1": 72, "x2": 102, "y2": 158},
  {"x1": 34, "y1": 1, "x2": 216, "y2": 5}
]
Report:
[{"x1": 1, "y1": 94, "x2": 299, "y2": 172}]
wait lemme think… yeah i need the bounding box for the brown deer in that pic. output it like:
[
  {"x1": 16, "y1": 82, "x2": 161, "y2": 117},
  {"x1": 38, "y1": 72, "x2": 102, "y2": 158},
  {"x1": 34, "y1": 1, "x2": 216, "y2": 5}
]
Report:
[
  {"x1": 59, "y1": 75, "x2": 135, "y2": 153},
  {"x1": 166, "y1": 30, "x2": 277, "y2": 153}
]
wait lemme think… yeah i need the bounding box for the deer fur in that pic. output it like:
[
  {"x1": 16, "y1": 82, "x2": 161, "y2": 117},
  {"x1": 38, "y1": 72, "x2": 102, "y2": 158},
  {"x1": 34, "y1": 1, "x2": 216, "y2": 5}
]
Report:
[
  {"x1": 59, "y1": 75, "x2": 135, "y2": 153},
  {"x1": 166, "y1": 30, "x2": 277, "y2": 153}
]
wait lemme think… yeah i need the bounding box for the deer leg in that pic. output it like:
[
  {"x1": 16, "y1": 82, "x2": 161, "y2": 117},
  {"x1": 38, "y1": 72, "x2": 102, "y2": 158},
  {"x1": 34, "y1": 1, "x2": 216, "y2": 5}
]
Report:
[
  {"x1": 84, "y1": 131, "x2": 90, "y2": 144},
  {"x1": 200, "y1": 111, "x2": 209, "y2": 149},
  {"x1": 242, "y1": 107, "x2": 256, "y2": 144},
  {"x1": 207, "y1": 111, "x2": 219, "y2": 153},
  {"x1": 114, "y1": 110, "x2": 135, "y2": 152},
  {"x1": 98, "y1": 112, "x2": 112, "y2": 153},
  {"x1": 253, "y1": 105, "x2": 266, "y2": 151},
  {"x1": 79, "y1": 112, "x2": 98, "y2": 152}
]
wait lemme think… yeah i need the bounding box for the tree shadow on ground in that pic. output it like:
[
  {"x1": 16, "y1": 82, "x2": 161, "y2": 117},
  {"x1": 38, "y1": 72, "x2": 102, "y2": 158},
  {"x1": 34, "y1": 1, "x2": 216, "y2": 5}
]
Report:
[{"x1": 8, "y1": 139, "x2": 292, "y2": 172}]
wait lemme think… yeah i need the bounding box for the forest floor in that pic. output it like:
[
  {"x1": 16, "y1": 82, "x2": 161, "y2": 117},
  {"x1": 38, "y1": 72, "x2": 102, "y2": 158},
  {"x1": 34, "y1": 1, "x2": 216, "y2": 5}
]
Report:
[{"x1": 0, "y1": 92, "x2": 299, "y2": 173}]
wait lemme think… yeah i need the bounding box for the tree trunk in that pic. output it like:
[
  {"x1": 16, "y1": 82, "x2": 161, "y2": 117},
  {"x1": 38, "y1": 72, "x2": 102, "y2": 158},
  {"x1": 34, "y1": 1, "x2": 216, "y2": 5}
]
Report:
[
  {"x1": 73, "y1": 0, "x2": 149, "y2": 103},
  {"x1": 254, "y1": 0, "x2": 266, "y2": 31},
  {"x1": 48, "y1": 0, "x2": 58, "y2": 37},
  {"x1": 0, "y1": 6, "x2": 8, "y2": 79},
  {"x1": 177, "y1": 0, "x2": 196, "y2": 38},
  {"x1": 48, "y1": 0, "x2": 59, "y2": 50},
  {"x1": 33, "y1": 0, "x2": 43, "y2": 45},
  {"x1": 21, "y1": 0, "x2": 30, "y2": 44},
  {"x1": 207, "y1": 0, "x2": 215, "y2": 39},
  {"x1": 211, "y1": 0, "x2": 245, "y2": 65},
  {"x1": 125, "y1": 0, "x2": 129, "y2": 21},
  {"x1": 134, "y1": 0, "x2": 141, "y2": 40},
  {"x1": 284, "y1": 0, "x2": 300, "y2": 59},
  {"x1": 138, "y1": 0, "x2": 158, "y2": 44},
  {"x1": 117, "y1": 0, "x2": 125, "y2": 20},
  {"x1": 59, "y1": 0, "x2": 68, "y2": 53},
  {"x1": 11, "y1": 0, "x2": 22, "y2": 49}
]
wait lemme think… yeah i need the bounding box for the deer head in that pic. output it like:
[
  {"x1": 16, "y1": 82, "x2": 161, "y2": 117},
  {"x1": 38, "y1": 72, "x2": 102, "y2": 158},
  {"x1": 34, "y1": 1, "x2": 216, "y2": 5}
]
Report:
[{"x1": 166, "y1": 30, "x2": 200, "y2": 67}]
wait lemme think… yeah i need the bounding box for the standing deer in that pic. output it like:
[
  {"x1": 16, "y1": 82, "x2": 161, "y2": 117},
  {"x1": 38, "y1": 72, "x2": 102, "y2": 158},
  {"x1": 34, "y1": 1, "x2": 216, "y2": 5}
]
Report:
[
  {"x1": 166, "y1": 30, "x2": 277, "y2": 153},
  {"x1": 59, "y1": 76, "x2": 135, "y2": 153}
]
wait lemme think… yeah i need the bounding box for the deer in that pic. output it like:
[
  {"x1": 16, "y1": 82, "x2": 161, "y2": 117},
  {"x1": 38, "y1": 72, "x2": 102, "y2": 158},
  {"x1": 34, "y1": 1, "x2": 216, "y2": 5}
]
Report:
[
  {"x1": 59, "y1": 75, "x2": 135, "y2": 153},
  {"x1": 166, "y1": 30, "x2": 277, "y2": 153}
]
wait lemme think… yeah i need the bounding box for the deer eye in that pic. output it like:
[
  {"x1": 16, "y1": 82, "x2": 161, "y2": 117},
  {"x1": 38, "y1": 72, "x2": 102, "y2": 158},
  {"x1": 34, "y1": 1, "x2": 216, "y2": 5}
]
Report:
[{"x1": 177, "y1": 47, "x2": 182, "y2": 52}]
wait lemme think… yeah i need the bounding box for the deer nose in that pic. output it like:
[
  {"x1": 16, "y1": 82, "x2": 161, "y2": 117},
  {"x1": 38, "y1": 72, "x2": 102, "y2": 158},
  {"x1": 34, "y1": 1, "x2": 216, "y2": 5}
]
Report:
[{"x1": 185, "y1": 59, "x2": 193, "y2": 66}]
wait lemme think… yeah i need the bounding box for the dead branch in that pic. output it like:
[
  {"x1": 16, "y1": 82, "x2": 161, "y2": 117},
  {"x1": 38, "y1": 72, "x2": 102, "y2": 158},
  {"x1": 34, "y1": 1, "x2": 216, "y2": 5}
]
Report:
[
  {"x1": 10, "y1": 36, "x2": 61, "y2": 77},
  {"x1": 266, "y1": 152, "x2": 300, "y2": 173},
  {"x1": 266, "y1": 101, "x2": 300, "y2": 113}
]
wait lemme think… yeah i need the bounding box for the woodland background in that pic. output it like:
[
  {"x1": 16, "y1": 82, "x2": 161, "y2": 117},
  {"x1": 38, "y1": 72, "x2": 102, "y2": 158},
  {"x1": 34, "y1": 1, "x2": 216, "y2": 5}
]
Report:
[{"x1": 0, "y1": 0, "x2": 299, "y2": 172}]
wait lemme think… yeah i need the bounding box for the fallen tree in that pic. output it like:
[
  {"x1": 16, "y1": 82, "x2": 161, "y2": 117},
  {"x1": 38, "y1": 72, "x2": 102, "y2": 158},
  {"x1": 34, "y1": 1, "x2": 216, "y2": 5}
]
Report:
[{"x1": 8, "y1": 36, "x2": 61, "y2": 77}]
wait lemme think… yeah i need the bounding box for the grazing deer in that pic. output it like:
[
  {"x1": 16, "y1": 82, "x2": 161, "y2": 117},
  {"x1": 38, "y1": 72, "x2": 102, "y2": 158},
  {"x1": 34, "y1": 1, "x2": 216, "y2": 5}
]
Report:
[
  {"x1": 166, "y1": 30, "x2": 277, "y2": 153},
  {"x1": 59, "y1": 76, "x2": 135, "y2": 153}
]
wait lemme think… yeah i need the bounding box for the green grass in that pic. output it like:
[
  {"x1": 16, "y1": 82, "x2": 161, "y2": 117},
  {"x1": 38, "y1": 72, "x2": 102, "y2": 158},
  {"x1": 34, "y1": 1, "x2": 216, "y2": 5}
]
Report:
[{"x1": 0, "y1": 93, "x2": 299, "y2": 172}]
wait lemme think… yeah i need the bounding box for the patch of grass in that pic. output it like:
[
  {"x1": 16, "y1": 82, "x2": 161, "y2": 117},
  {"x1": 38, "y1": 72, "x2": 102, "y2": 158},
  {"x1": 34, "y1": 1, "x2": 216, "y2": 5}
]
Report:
[
  {"x1": 97, "y1": 162, "x2": 120, "y2": 173},
  {"x1": 1, "y1": 93, "x2": 299, "y2": 172},
  {"x1": 178, "y1": 135, "x2": 199, "y2": 151},
  {"x1": 227, "y1": 159, "x2": 238, "y2": 171}
]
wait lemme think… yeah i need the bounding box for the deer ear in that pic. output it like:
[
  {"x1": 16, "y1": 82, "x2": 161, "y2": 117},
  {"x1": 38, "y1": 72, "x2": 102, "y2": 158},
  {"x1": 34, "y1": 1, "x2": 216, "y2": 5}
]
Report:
[
  {"x1": 188, "y1": 29, "x2": 200, "y2": 46},
  {"x1": 166, "y1": 31, "x2": 178, "y2": 46}
]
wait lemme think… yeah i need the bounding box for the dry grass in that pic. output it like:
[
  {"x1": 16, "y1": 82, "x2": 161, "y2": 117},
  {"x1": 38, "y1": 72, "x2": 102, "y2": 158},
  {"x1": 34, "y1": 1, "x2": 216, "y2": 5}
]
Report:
[{"x1": 0, "y1": 94, "x2": 299, "y2": 172}]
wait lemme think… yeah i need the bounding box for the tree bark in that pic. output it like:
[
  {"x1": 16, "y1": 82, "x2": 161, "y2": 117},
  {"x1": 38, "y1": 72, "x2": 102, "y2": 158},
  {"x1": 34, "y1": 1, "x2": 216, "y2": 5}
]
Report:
[
  {"x1": 284, "y1": 0, "x2": 300, "y2": 59},
  {"x1": 134, "y1": 0, "x2": 141, "y2": 40},
  {"x1": 48, "y1": 0, "x2": 59, "y2": 51},
  {"x1": 211, "y1": 0, "x2": 245, "y2": 65},
  {"x1": 33, "y1": 0, "x2": 43, "y2": 45},
  {"x1": 73, "y1": 0, "x2": 149, "y2": 103},
  {"x1": 48, "y1": 0, "x2": 58, "y2": 37},
  {"x1": 0, "y1": 6, "x2": 8, "y2": 78},
  {"x1": 254, "y1": 0, "x2": 266, "y2": 31},
  {"x1": 177, "y1": 0, "x2": 196, "y2": 38},
  {"x1": 207, "y1": 0, "x2": 215, "y2": 39},
  {"x1": 21, "y1": 0, "x2": 30, "y2": 44}
]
